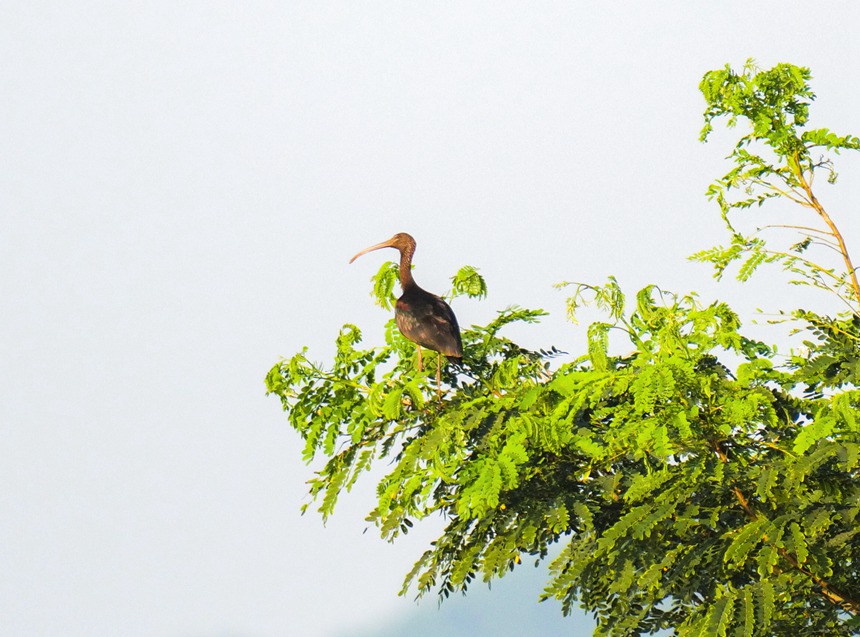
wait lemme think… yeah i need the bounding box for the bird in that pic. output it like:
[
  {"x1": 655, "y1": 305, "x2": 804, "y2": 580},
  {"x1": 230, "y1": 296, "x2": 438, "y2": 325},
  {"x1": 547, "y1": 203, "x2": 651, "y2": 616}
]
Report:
[{"x1": 349, "y1": 232, "x2": 462, "y2": 384}]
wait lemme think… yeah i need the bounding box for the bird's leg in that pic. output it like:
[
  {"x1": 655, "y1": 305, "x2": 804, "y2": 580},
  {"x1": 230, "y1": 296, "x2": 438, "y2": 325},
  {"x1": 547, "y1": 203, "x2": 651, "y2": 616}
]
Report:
[
  {"x1": 417, "y1": 345, "x2": 423, "y2": 371},
  {"x1": 436, "y1": 353, "x2": 442, "y2": 400}
]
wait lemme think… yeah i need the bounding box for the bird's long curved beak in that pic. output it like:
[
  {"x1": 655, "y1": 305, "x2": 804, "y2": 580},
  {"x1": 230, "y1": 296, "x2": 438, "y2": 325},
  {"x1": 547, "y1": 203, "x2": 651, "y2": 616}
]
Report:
[{"x1": 349, "y1": 238, "x2": 397, "y2": 264}]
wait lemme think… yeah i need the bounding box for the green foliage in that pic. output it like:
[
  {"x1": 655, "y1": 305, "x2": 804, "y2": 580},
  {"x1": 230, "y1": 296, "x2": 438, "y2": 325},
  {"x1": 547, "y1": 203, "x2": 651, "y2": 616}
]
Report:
[
  {"x1": 450, "y1": 265, "x2": 488, "y2": 300},
  {"x1": 267, "y1": 62, "x2": 860, "y2": 636},
  {"x1": 369, "y1": 261, "x2": 400, "y2": 310},
  {"x1": 693, "y1": 59, "x2": 860, "y2": 309},
  {"x1": 557, "y1": 275, "x2": 625, "y2": 325}
]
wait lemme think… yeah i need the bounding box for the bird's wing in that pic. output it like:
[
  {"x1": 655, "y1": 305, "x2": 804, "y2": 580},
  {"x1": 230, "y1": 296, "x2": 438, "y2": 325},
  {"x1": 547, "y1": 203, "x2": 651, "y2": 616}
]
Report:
[{"x1": 396, "y1": 294, "x2": 463, "y2": 358}]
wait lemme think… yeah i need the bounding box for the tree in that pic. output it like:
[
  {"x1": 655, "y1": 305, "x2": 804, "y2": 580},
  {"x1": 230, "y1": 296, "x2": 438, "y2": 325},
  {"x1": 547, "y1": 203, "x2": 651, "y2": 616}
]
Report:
[{"x1": 266, "y1": 61, "x2": 860, "y2": 636}]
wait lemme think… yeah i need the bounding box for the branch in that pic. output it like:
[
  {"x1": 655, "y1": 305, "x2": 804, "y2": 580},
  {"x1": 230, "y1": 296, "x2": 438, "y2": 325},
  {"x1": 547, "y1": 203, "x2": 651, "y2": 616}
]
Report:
[
  {"x1": 756, "y1": 224, "x2": 836, "y2": 240},
  {"x1": 750, "y1": 177, "x2": 811, "y2": 207},
  {"x1": 777, "y1": 547, "x2": 860, "y2": 614},
  {"x1": 731, "y1": 484, "x2": 860, "y2": 615},
  {"x1": 714, "y1": 440, "x2": 860, "y2": 614},
  {"x1": 793, "y1": 152, "x2": 860, "y2": 308}
]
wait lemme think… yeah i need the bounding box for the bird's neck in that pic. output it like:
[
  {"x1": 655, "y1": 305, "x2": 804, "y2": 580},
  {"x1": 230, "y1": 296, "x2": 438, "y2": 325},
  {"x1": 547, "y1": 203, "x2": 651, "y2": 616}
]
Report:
[{"x1": 398, "y1": 246, "x2": 417, "y2": 291}]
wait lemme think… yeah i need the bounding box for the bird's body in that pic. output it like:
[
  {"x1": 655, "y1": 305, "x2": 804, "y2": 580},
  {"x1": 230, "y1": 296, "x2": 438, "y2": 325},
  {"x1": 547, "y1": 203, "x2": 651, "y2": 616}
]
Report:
[
  {"x1": 395, "y1": 285, "x2": 462, "y2": 362},
  {"x1": 350, "y1": 232, "x2": 462, "y2": 363}
]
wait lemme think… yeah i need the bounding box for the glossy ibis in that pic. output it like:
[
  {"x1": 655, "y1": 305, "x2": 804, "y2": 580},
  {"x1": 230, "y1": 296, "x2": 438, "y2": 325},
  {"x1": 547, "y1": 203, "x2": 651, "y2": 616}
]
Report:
[{"x1": 350, "y1": 233, "x2": 462, "y2": 386}]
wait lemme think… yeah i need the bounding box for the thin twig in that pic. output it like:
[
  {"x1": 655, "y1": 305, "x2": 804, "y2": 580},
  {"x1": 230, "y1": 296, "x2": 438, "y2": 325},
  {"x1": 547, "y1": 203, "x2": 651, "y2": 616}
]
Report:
[{"x1": 757, "y1": 223, "x2": 835, "y2": 238}]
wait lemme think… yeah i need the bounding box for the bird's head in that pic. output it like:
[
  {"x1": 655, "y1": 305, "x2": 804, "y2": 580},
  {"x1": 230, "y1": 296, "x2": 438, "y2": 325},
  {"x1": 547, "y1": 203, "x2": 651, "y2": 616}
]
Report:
[{"x1": 349, "y1": 232, "x2": 416, "y2": 263}]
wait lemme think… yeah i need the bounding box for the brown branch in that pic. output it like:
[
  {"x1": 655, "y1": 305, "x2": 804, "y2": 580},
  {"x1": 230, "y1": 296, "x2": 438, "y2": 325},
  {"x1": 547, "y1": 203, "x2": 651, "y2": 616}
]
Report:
[
  {"x1": 713, "y1": 438, "x2": 860, "y2": 613},
  {"x1": 793, "y1": 153, "x2": 860, "y2": 308},
  {"x1": 730, "y1": 483, "x2": 860, "y2": 614},
  {"x1": 777, "y1": 547, "x2": 860, "y2": 614}
]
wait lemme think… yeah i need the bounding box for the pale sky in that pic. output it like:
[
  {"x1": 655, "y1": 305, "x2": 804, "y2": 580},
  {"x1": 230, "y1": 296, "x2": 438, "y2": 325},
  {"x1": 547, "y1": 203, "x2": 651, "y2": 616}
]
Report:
[{"x1": 2, "y1": 3, "x2": 859, "y2": 636}]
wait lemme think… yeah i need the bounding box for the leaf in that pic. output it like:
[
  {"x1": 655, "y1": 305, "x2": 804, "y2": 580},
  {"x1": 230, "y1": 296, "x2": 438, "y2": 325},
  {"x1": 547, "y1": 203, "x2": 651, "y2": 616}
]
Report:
[
  {"x1": 753, "y1": 580, "x2": 774, "y2": 630},
  {"x1": 755, "y1": 465, "x2": 778, "y2": 503},
  {"x1": 558, "y1": 276, "x2": 624, "y2": 324},
  {"x1": 793, "y1": 413, "x2": 836, "y2": 454},
  {"x1": 587, "y1": 322, "x2": 610, "y2": 371},
  {"x1": 624, "y1": 469, "x2": 673, "y2": 504},
  {"x1": 674, "y1": 409, "x2": 693, "y2": 440},
  {"x1": 370, "y1": 261, "x2": 400, "y2": 310},
  {"x1": 723, "y1": 518, "x2": 767, "y2": 567},
  {"x1": 450, "y1": 265, "x2": 488, "y2": 299},
  {"x1": 651, "y1": 422, "x2": 670, "y2": 458},
  {"x1": 786, "y1": 522, "x2": 808, "y2": 565},
  {"x1": 756, "y1": 544, "x2": 779, "y2": 577},
  {"x1": 735, "y1": 587, "x2": 754, "y2": 637},
  {"x1": 382, "y1": 385, "x2": 404, "y2": 420},
  {"x1": 704, "y1": 588, "x2": 737, "y2": 637}
]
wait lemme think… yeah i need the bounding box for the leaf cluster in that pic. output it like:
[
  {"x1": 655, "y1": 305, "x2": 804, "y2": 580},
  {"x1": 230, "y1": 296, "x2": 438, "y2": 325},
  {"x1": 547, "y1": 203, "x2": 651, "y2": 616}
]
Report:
[
  {"x1": 268, "y1": 272, "x2": 860, "y2": 635},
  {"x1": 693, "y1": 60, "x2": 860, "y2": 309}
]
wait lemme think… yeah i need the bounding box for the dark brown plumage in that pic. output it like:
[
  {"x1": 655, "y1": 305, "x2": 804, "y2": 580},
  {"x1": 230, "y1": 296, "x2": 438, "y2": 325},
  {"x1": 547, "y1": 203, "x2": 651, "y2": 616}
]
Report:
[{"x1": 349, "y1": 232, "x2": 462, "y2": 363}]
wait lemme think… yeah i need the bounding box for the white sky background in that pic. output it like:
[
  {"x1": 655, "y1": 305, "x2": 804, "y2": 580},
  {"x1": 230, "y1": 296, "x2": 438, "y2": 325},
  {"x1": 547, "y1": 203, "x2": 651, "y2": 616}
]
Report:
[{"x1": 2, "y1": 3, "x2": 859, "y2": 636}]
